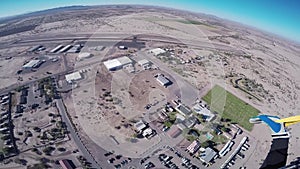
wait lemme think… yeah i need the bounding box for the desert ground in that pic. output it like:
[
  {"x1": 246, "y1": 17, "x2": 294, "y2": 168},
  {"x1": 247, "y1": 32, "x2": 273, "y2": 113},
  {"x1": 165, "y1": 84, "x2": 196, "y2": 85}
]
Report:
[{"x1": 0, "y1": 5, "x2": 299, "y2": 168}]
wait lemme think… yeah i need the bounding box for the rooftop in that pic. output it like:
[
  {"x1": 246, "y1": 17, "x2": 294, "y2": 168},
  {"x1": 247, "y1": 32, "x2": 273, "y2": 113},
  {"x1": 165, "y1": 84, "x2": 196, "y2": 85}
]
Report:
[
  {"x1": 138, "y1": 59, "x2": 150, "y2": 66},
  {"x1": 134, "y1": 120, "x2": 147, "y2": 132},
  {"x1": 150, "y1": 48, "x2": 166, "y2": 56},
  {"x1": 118, "y1": 56, "x2": 132, "y2": 65},
  {"x1": 103, "y1": 56, "x2": 132, "y2": 70},
  {"x1": 176, "y1": 104, "x2": 192, "y2": 116},
  {"x1": 200, "y1": 147, "x2": 217, "y2": 163},
  {"x1": 156, "y1": 74, "x2": 171, "y2": 87},
  {"x1": 103, "y1": 59, "x2": 122, "y2": 70},
  {"x1": 193, "y1": 104, "x2": 215, "y2": 122},
  {"x1": 22, "y1": 60, "x2": 40, "y2": 68},
  {"x1": 187, "y1": 140, "x2": 201, "y2": 154},
  {"x1": 59, "y1": 159, "x2": 76, "y2": 169},
  {"x1": 167, "y1": 125, "x2": 182, "y2": 138},
  {"x1": 65, "y1": 71, "x2": 82, "y2": 83}
]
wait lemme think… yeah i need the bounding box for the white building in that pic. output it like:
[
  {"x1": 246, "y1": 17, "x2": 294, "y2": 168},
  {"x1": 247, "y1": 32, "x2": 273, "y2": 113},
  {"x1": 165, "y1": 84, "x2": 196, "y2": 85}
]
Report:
[
  {"x1": 65, "y1": 71, "x2": 82, "y2": 84},
  {"x1": 103, "y1": 56, "x2": 132, "y2": 71},
  {"x1": 138, "y1": 59, "x2": 151, "y2": 70},
  {"x1": 50, "y1": 45, "x2": 64, "y2": 53},
  {"x1": 77, "y1": 52, "x2": 93, "y2": 61},
  {"x1": 199, "y1": 147, "x2": 217, "y2": 163},
  {"x1": 156, "y1": 74, "x2": 172, "y2": 87},
  {"x1": 138, "y1": 59, "x2": 150, "y2": 66},
  {"x1": 22, "y1": 60, "x2": 41, "y2": 69},
  {"x1": 59, "y1": 45, "x2": 73, "y2": 53},
  {"x1": 149, "y1": 48, "x2": 166, "y2": 56},
  {"x1": 193, "y1": 104, "x2": 215, "y2": 122},
  {"x1": 142, "y1": 128, "x2": 153, "y2": 137},
  {"x1": 134, "y1": 120, "x2": 147, "y2": 133}
]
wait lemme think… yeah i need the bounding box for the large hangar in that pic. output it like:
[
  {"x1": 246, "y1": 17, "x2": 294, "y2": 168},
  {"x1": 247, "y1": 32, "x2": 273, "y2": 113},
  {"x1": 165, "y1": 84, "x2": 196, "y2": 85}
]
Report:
[{"x1": 103, "y1": 56, "x2": 132, "y2": 71}]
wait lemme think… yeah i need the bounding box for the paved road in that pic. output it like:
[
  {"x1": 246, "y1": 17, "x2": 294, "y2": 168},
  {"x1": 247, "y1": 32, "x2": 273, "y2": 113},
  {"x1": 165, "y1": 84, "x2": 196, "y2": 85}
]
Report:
[
  {"x1": 56, "y1": 98, "x2": 102, "y2": 169},
  {"x1": 0, "y1": 33, "x2": 245, "y2": 57}
]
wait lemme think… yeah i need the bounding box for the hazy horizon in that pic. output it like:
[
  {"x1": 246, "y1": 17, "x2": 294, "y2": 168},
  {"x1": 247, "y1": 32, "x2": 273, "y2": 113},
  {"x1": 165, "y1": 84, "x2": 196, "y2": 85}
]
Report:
[{"x1": 1, "y1": 0, "x2": 299, "y2": 43}]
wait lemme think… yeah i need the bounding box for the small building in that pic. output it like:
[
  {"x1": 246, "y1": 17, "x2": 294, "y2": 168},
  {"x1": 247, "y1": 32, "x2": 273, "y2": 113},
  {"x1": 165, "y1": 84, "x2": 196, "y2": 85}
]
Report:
[
  {"x1": 20, "y1": 95, "x2": 27, "y2": 104},
  {"x1": 68, "y1": 44, "x2": 82, "y2": 53},
  {"x1": 21, "y1": 89, "x2": 28, "y2": 96},
  {"x1": 50, "y1": 45, "x2": 64, "y2": 53},
  {"x1": 16, "y1": 105, "x2": 23, "y2": 113},
  {"x1": 175, "y1": 113, "x2": 185, "y2": 123},
  {"x1": 138, "y1": 59, "x2": 151, "y2": 70},
  {"x1": 187, "y1": 140, "x2": 201, "y2": 154},
  {"x1": 199, "y1": 147, "x2": 217, "y2": 163},
  {"x1": 77, "y1": 52, "x2": 93, "y2": 61},
  {"x1": 28, "y1": 45, "x2": 43, "y2": 52},
  {"x1": 22, "y1": 60, "x2": 40, "y2": 69},
  {"x1": 65, "y1": 71, "x2": 82, "y2": 84},
  {"x1": 176, "y1": 104, "x2": 192, "y2": 117},
  {"x1": 211, "y1": 124, "x2": 223, "y2": 135},
  {"x1": 59, "y1": 159, "x2": 76, "y2": 169},
  {"x1": 183, "y1": 115, "x2": 199, "y2": 128},
  {"x1": 194, "y1": 123, "x2": 205, "y2": 131},
  {"x1": 156, "y1": 74, "x2": 172, "y2": 87},
  {"x1": 103, "y1": 56, "x2": 132, "y2": 71},
  {"x1": 193, "y1": 104, "x2": 215, "y2": 122},
  {"x1": 59, "y1": 45, "x2": 73, "y2": 53},
  {"x1": 118, "y1": 46, "x2": 127, "y2": 50},
  {"x1": 167, "y1": 125, "x2": 182, "y2": 138},
  {"x1": 134, "y1": 120, "x2": 147, "y2": 133},
  {"x1": 158, "y1": 111, "x2": 168, "y2": 121},
  {"x1": 142, "y1": 128, "x2": 153, "y2": 137},
  {"x1": 149, "y1": 48, "x2": 166, "y2": 56}
]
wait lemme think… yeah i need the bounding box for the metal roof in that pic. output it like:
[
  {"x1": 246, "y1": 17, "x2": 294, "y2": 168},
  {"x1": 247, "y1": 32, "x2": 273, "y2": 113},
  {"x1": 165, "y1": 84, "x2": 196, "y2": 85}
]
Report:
[
  {"x1": 103, "y1": 59, "x2": 122, "y2": 70},
  {"x1": 156, "y1": 75, "x2": 170, "y2": 86},
  {"x1": 103, "y1": 56, "x2": 132, "y2": 70},
  {"x1": 201, "y1": 147, "x2": 217, "y2": 163},
  {"x1": 65, "y1": 71, "x2": 82, "y2": 83},
  {"x1": 138, "y1": 59, "x2": 150, "y2": 66},
  {"x1": 23, "y1": 60, "x2": 40, "y2": 68},
  {"x1": 117, "y1": 56, "x2": 132, "y2": 65},
  {"x1": 150, "y1": 48, "x2": 166, "y2": 56}
]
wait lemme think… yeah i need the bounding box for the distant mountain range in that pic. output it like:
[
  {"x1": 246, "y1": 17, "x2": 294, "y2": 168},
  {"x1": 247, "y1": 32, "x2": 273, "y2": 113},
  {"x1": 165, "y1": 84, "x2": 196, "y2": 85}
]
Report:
[{"x1": 0, "y1": 5, "x2": 92, "y2": 23}]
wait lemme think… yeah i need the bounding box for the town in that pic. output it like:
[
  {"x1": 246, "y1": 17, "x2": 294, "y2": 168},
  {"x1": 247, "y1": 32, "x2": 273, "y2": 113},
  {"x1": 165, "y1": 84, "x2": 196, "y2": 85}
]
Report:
[{"x1": 1, "y1": 4, "x2": 300, "y2": 169}]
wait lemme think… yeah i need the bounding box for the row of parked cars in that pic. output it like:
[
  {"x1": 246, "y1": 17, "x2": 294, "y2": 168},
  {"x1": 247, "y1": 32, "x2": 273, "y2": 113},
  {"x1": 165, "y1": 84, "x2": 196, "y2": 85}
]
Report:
[
  {"x1": 158, "y1": 154, "x2": 179, "y2": 169},
  {"x1": 105, "y1": 152, "x2": 132, "y2": 169},
  {"x1": 166, "y1": 146, "x2": 200, "y2": 169}
]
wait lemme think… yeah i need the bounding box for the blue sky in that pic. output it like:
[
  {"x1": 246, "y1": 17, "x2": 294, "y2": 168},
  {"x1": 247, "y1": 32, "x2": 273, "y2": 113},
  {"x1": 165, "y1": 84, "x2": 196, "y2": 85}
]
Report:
[{"x1": 1, "y1": 0, "x2": 299, "y2": 42}]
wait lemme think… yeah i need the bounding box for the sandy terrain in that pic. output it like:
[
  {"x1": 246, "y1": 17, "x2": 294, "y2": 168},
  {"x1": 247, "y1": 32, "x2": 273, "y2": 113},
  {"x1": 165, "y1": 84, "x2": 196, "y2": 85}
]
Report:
[{"x1": 0, "y1": 5, "x2": 300, "y2": 167}]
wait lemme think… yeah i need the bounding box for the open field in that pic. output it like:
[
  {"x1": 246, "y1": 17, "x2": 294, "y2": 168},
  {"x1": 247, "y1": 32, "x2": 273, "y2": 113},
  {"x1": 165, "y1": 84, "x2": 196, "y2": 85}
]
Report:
[{"x1": 203, "y1": 85, "x2": 260, "y2": 131}]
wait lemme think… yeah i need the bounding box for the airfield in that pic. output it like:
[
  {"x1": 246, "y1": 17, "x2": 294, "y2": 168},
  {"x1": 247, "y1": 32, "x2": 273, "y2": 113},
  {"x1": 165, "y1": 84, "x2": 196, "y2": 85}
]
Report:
[{"x1": 0, "y1": 5, "x2": 300, "y2": 169}]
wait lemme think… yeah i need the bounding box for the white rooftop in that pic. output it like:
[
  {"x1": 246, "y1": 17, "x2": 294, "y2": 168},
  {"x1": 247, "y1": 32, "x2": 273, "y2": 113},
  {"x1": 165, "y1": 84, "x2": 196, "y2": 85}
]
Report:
[
  {"x1": 65, "y1": 71, "x2": 82, "y2": 83},
  {"x1": 149, "y1": 48, "x2": 166, "y2": 56},
  {"x1": 23, "y1": 60, "x2": 40, "y2": 68},
  {"x1": 118, "y1": 56, "x2": 132, "y2": 65},
  {"x1": 134, "y1": 120, "x2": 147, "y2": 132},
  {"x1": 193, "y1": 104, "x2": 215, "y2": 121},
  {"x1": 138, "y1": 59, "x2": 150, "y2": 66},
  {"x1": 103, "y1": 56, "x2": 132, "y2": 70},
  {"x1": 142, "y1": 128, "x2": 153, "y2": 136},
  {"x1": 103, "y1": 59, "x2": 122, "y2": 70},
  {"x1": 78, "y1": 52, "x2": 92, "y2": 59}
]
